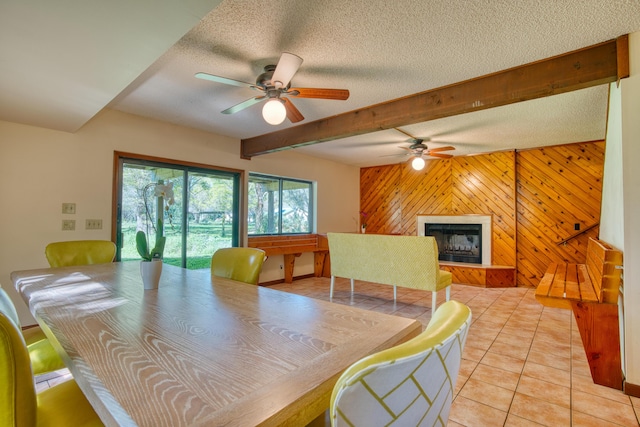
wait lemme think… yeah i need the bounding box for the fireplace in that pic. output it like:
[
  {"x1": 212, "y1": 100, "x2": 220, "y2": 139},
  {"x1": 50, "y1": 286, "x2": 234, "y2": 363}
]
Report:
[
  {"x1": 426, "y1": 223, "x2": 482, "y2": 263},
  {"x1": 417, "y1": 215, "x2": 492, "y2": 265}
]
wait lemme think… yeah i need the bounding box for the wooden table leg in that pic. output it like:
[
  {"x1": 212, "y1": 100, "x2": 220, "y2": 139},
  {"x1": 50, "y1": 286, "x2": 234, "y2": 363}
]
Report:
[
  {"x1": 283, "y1": 253, "x2": 299, "y2": 283},
  {"x1": 314, "y1": 251, "x2": 328, "y2": 277}
]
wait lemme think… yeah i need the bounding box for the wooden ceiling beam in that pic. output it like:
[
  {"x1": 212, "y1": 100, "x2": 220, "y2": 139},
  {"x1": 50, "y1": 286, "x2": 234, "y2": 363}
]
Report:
[{"x1": 241, "y1": 36, "x2": 628, "y2": 158}]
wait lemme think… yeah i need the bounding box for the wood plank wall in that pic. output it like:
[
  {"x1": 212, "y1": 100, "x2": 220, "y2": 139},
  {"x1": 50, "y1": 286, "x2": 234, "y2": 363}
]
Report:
[
  {"x1": 516, "y1": 142, "x2": 604, "y2": 286},
  {"x1": 400, "y1": 159, "x2": 452, "y2": 234},
  {"x1": 360, "y1": 164, "x2": 403, "y2": 234},
  {"x1": 452, "y1": 152, "x2": 517, "y2": 268},
  {"x1": 360, "y1": 141, "x2": 604, "y2": 287}
]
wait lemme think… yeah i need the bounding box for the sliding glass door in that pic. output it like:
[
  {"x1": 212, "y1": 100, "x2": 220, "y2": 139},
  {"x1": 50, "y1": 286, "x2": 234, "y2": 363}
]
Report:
[
  {"x1": 184, "y1": 170, "x2": 238, "y2": 268},
  {"x1": 115, "y1": 155, "x2": 240, "y2": 269}
]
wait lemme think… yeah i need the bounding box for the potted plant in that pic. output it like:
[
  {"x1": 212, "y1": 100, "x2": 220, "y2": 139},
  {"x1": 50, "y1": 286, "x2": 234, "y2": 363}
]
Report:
[
  {"x1": 360, "y1": 211, "x2": 368, "y2": 233},
  {"x1": 137, "y1": 180, "x2": 174, "y2": 289}
]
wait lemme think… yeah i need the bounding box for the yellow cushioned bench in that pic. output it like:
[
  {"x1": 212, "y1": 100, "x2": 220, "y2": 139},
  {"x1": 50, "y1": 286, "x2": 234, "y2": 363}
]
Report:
[{"x1": 327, "y1": 233, "x2": 452, "y2": 309}]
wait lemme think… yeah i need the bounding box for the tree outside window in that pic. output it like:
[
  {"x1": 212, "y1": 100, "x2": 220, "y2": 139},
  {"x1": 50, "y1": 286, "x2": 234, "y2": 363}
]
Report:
[{"x1": 248, "y1": 174, "x2": 313, "y2": 235}]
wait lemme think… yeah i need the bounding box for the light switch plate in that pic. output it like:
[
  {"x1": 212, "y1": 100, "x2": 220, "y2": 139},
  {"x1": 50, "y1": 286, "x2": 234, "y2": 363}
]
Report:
[
  {"x1": 85, "y1": 219, "x2": 102, "y2": 230},
  {"x1": 62, "y1": 203, "x2": 76, "y2": 214},
  {"x1": 62, "y1": 220, "x2": 75, "y2": 231}
]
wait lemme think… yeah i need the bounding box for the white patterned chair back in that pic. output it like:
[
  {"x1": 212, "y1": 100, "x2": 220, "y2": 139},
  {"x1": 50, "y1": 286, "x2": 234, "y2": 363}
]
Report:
[{"x1": 330, "y1": 300, "x2": 471, "y2": 426}]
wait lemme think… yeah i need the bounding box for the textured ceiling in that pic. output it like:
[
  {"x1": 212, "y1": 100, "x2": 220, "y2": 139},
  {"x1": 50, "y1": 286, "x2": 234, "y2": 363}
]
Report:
[
  {"x1": 3, "y1": 1, "x2": 640, "y2": 167},
  {"x1": 0, "y1": 0, "x2": 222, "y2": 132}
]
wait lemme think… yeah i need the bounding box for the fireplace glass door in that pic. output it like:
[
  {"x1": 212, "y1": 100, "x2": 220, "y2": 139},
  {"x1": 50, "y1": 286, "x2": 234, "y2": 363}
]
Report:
[{"x1": 426, "y1": 223, "x2": 482, "y2": 264}]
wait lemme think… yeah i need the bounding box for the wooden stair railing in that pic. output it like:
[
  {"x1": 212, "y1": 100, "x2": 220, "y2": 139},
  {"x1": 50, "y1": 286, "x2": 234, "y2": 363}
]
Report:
[{"x1": 556, "y1": 222, "x2": 599, "y2": 246}]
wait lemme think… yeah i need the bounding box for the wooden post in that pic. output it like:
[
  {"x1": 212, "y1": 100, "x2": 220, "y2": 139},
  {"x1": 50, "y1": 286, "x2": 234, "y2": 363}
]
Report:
[
  {"x1": 283, "y1": 253, "x2": 299, "y2": 283},
  {"x1": 571, "y1": 301, "x2": 622, "y2": 390}
]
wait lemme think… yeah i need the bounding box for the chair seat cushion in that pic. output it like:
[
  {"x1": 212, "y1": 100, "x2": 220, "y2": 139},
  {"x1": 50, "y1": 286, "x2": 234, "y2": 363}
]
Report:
[
  {"x1": 23, "y1": 327, "x2": 66, "y2": 375},
  {"x1": 437, "y1": 269, "x2": 453, "y2": 290},
  {"x1": 37, "y1": 379, "x2": 103, "y2": 427}
]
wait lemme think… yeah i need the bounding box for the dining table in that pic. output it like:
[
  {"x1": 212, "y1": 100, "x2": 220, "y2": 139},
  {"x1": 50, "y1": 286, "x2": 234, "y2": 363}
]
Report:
[{"x1": 12, "y1": 262, "x2": 422, "y2": 426}]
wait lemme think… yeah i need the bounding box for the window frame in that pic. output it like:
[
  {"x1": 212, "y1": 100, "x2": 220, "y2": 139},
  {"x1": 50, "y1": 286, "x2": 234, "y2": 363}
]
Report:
[
  {"x1": 248, "y1": 172, "x2": 315, "y2": 236},
  {"x1": 112, "y1": 151, "x2": 244, "y2": 267}
]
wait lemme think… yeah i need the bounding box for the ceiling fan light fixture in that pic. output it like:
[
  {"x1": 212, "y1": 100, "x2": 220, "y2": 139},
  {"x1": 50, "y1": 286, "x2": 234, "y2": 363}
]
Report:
[
  {"x1": 411, "y1": 156, "x2": 426, "y2": 170},
  {"x1": 262, "y1": 99, "x2": 286, "y2": 125}
]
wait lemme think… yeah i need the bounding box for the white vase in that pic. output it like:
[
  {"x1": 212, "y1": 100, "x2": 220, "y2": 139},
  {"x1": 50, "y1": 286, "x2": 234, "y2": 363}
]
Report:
[
  {"x1": 140, "y1": 259, "x2": 163, "y2": 290},
  {"x1": 361, "y1": 226, "x2": 366, "y2": 234}
]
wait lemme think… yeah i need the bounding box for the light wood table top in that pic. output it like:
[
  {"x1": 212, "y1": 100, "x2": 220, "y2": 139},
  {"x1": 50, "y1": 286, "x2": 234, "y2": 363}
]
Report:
[{"x1": 12, "y1": 262, "x2": 421, "y2": 427}]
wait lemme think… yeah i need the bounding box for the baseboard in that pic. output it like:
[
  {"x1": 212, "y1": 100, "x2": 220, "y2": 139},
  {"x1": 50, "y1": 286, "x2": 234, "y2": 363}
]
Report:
[
  {"x1": 259, "y1": 278, "x2": 285, "y2": 286},
  {"x1": 624, "y1": 381, "x2": 640, "y2": 398},
  {"x1": 260, "y1": 273, "x2": 316, "y2": 287}
]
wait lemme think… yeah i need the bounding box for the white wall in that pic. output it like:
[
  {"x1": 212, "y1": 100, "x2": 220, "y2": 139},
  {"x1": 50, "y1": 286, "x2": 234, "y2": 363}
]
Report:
[
  {"x1": 620, "y1": 32, "x2": 640, "y2": 388},
  {"x1": 0, "y1": 109, "x2": 360, "y2": 324},
  {"x1": 600, "y1": 31, "x2": 640, "y2": 389},
  {"x1": 600, "y1": 83, "x2": 624, "y2": 249}
]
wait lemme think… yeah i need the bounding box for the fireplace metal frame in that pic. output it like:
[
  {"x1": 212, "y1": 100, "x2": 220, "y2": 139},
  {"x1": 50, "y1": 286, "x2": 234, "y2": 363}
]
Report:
[
  {"x1": 417, "y1": 215, "x2": 492, "y2": 265},
  {"x1": 426, "y1": 223, "x2": 482, "y2": 264}
]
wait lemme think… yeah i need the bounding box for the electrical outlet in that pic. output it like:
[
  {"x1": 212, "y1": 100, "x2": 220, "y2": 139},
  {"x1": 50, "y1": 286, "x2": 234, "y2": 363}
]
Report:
[
  {"x1": 86, "y1": 219, "x2": 102, "y2": 230},
  {"x1": 62, "y1": 203, "x2": 76, "y2": 214},
  {"x1": 62, "y1": 220, "x2": 75, "y2": 231}
]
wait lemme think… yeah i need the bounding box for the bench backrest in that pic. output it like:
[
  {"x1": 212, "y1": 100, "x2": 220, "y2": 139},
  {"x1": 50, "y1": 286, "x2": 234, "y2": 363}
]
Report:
[
  {"x1": 327, "y1": 233, "x2": 443, "y2": 291},
  {"x1": 248, "y1": 234, "x2": 322, "y2": 256},
  {"x1": 586, "y1": 237, "x2": 623, "y2": 304}
]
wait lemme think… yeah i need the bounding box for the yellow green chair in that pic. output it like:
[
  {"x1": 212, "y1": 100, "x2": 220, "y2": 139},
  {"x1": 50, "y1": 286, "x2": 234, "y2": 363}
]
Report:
[
  {"x1": 0, "y1": 296, "x2": 103, "y2": 426},
  {"x1": 330, "y1": 300, "x2": 472, "y2": 426},
  {"x1": 0, "y1": 287, "x2": 66, "y2": 376},
  {"x1": 210, "y1": 247, "x2": 266, "y2": 285},
  {"x1": 45, "y1": 240, "x2": 117, "y2": 268}
]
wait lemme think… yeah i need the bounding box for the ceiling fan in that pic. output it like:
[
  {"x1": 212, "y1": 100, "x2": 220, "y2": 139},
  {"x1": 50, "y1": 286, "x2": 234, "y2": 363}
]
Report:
[
  {"x1": 195, "y1": 52, "x2": 350, "y2": 125},
  {"x1": 393, "y1": 128, "x2": 455, "y2": 170}
]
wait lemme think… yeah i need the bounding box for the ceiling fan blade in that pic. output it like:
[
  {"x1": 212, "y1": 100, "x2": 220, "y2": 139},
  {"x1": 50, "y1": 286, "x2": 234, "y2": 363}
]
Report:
[
  {"x1": 221, "y1": 96, "x2": 265, "y2": 114},
  {"x1": 271, "y1": 52, "x2": 303, "y2": 89},
  {"x1": 288, "y1": 88, "x2": 350, "y2": 100},
  {"x1": 195, "y1": 72, "x2": 254, "y2": 89},
  {"x1": 282, "y1": 97, "x2": 304, "y2": 123},
  {"x1": 428, "y1": 152, "x2": 454, "y2": 159},
  {"x1": 394, "y1": 128, "x2": 418, "y2": 139},
  {"x1": 428, "y1": 146, "x2": 456, "y2": 153},
  {"x1": 398, "y1": 146, "x2": 412, "y2": 152}
]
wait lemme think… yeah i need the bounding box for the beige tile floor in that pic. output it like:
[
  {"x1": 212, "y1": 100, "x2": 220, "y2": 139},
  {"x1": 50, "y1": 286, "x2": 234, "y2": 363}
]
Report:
[
  {"x1": 35, "y1": 368, "x2": 73, "y2": 393},
  {"x1": 37, "y1": 277, "x2": 640, "y2": 426},
  {"x1": 271, "y1": 277, "x2": 640, "y2": 427}
]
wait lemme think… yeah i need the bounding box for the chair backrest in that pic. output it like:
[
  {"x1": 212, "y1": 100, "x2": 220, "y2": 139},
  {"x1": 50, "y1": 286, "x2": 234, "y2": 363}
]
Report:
[
  {"x1": 45, "y1": 240, "x2": 117, "y2": 267},
  {"x1": 0, "y1": 295, "x2": 37, "y2": 426},
  {"x1": 327, "y1": 233, "x2": 444, "y2": 291},
  {"x1": 330, "y1": 300, "x2": 472, "y2": 426},
  {"x1": 0, "y1": 287, "x2": 21, "y2": 329},
  {"x1": 210, "y1": 247, "x2": 266, "y2": 285}
]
